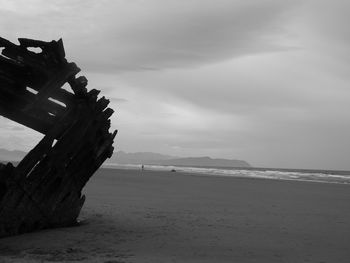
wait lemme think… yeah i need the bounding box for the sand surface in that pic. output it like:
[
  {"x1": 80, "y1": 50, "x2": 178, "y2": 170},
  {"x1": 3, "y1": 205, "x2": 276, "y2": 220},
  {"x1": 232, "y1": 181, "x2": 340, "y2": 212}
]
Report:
[{"x1": 0, "y1": 168, "x2": 349, "y2": 262}]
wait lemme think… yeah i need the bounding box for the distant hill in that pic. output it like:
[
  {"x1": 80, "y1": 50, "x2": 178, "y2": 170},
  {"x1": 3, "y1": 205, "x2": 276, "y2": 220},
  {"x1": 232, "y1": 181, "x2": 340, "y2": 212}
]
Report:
[
  {"x1": 0, "y1": 148, "x2": 251, "y2": 168},
  {"x1": 160, "y1": 156, "x2": 250, "y2": 168},
  {"x1": 108, "y1": 151, "x2": 251, "y2": 168},
  {"x1": 0, "y1": 148, "x2": 26, "y2": 162},
  {"x1": 108, "y1": 151, "x2": 177, "y2": 164}
]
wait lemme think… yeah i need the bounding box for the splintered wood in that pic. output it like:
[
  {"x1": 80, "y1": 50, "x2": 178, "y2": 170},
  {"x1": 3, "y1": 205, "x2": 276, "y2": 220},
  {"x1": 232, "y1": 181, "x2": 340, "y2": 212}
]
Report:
[{"x1": 0, "y1": 37, "x2": 117, "y2": 237}]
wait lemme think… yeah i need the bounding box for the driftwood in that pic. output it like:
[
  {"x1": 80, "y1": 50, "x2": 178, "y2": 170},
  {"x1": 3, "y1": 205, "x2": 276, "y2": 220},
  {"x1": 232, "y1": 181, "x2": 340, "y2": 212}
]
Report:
[{"x1": 0, "y1": 37, "x2": 117, "y2": 237}]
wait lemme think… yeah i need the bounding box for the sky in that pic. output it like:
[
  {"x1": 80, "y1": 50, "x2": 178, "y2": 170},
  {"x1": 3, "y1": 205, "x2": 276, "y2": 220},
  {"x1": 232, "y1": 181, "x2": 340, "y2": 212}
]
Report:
[{"x1": 1, "y1": 0, "x2": 350, "y2": 170}]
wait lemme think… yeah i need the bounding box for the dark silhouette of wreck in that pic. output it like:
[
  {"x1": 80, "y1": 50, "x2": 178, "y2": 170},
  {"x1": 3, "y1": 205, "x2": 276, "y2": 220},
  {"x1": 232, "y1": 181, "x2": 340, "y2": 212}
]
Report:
[{"x1": 0, "y1": 37, "x2": 117, "y2": 237}]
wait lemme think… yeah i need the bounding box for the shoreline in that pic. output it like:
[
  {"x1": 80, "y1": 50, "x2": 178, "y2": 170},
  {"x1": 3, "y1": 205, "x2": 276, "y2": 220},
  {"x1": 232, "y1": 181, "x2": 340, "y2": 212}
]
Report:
[
  {"x1": 104, "y1": 162, "x2": 350, "y2": 174},
  {"x1": 102, "y1": 166, "x2": 350, "y2": 186}
]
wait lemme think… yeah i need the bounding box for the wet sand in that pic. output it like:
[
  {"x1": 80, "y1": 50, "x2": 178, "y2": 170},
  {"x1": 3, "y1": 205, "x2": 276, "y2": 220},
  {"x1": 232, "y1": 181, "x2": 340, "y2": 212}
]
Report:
[{"x1": 0, "y1": 168, "x2": 349, "y2": 262}]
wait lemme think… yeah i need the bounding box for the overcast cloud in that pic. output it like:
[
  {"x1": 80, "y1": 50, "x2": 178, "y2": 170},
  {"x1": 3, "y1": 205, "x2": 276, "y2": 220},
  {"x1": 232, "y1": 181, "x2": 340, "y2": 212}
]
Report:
[{"x1": 1, "y1": 0, "x2": 350, "y2": 169}]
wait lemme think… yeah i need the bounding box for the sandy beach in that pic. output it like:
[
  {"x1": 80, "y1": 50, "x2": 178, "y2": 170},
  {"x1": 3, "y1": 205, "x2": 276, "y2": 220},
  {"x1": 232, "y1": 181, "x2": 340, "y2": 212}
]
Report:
[{"x1": 0, "y1": 168, "x2": 349, "y2": 262}]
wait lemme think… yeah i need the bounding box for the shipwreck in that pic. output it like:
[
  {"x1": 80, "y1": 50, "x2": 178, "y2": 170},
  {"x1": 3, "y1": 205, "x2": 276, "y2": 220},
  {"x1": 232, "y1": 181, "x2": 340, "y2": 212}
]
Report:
[{"x1": 0, "y1": 37, "x2": 117, "y2": 237}]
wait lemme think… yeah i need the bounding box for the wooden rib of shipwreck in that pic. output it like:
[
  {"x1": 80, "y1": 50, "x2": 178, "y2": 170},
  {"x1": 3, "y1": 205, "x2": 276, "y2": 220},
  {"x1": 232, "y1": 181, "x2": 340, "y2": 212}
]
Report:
[{"x1": 0, "y1": 37, "x2": 117, "y2": 237}]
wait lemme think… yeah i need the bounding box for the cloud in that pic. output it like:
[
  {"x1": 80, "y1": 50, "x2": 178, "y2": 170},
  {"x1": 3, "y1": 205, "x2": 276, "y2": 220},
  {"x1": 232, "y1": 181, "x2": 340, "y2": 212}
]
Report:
[
  {"x1": 1, "y1": 0, "x2": 350, "y2": 169},
  {"x1": 110, "y1": 97, "x2": 128, "y2": 104},
  {"x1": 0, "y1": 0, "x2": 299, "y2": 72},
  {"x1": 105, "y1": 43, "x2": 350, "y2": 169},
  {"x1": 75, "y1": 0, "x2": 300, "y2": 71},
  {"x1": 11, "y1": 126, "x2": 25, "y2": 131}
]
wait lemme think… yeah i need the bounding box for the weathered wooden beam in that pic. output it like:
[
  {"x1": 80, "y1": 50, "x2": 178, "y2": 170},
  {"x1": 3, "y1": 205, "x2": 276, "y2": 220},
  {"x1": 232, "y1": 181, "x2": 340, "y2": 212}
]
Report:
[
  {"x1": 25, "y1": 63, "x2": 80, "y2": 110},
  {"x1": 0, "y1": 103, "x2": 54, "y2": 134}
]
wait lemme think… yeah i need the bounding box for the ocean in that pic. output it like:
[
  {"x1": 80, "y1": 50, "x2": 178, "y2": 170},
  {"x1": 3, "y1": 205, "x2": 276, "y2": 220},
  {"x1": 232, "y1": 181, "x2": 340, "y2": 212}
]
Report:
[{"x1": 103, "y1": 163, "x2": 350, "y2": 185}]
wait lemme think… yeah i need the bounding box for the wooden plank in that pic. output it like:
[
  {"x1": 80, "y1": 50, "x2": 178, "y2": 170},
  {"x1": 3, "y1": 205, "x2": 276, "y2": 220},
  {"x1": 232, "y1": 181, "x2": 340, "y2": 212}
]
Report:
[
  {"x1": 0, "y1": 103, "x2": 54, "y2": 134},
  {"x1": 26, "y1": 63, "x2": 80, "y2": 110}
]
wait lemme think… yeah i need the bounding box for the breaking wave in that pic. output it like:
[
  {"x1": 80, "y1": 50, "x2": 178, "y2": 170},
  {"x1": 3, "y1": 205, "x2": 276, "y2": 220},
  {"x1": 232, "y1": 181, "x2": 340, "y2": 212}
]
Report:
[{"x1": 104, "y1": 163, "x2": 350, "y2": 185}]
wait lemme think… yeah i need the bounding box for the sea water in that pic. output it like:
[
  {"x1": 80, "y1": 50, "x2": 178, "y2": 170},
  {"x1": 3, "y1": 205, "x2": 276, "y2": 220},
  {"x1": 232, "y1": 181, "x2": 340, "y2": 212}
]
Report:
[{"x1": 103, "y1": 163, "x2": 350, "y2": 185}]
